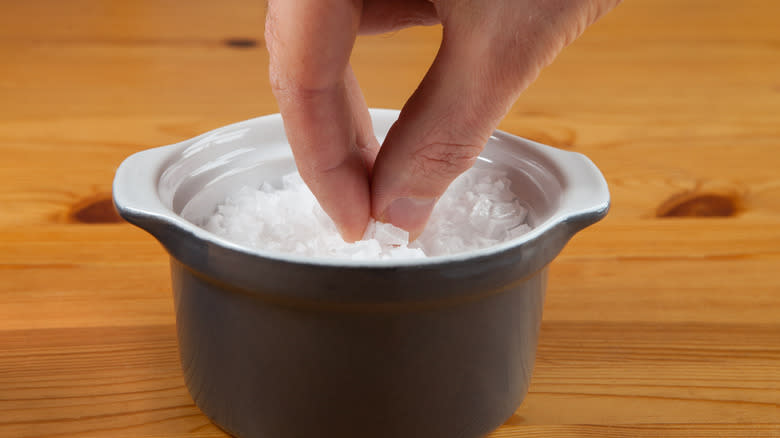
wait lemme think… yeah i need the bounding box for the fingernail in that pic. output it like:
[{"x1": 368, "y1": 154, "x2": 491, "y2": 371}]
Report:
[{"x1": 381, "y1": 197, "x2": 437, "y2": 232}]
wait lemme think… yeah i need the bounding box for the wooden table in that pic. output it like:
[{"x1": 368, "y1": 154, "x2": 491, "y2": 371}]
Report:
[{"x1": 2, "y1": 1, "x2": 778, "y2": 436}]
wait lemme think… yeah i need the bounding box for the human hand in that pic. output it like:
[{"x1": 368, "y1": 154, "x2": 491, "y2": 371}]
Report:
[{"x1": 265, "y1": 0, "x2": 621, "y2": 241}]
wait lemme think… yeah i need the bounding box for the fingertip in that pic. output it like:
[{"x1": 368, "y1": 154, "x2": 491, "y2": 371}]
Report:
[
  {"x1": 316, "y1": 191, "x2": 371, "y2": 243},
  {"x1": 335, "y1": 212, "x2": 370, "y2": 243},
  {"x1": 376, "y1": 196, "x2": 437, "y2": 241},
  {"x1": 300, "y1": 153, "x2": 372, "y2": 244}
]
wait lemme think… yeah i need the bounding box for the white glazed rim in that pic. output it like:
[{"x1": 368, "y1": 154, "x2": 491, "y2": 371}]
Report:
[{"x1": 113, "y1": 109, "x2": 609, "y2": 268}]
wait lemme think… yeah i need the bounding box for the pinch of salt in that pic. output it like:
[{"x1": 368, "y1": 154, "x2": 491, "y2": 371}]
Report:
[{"x1": 373, "y1": 222, "x2": 410, "y2": 246}]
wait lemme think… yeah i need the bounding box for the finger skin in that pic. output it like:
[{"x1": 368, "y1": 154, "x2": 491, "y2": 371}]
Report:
[
  {"x1": 344, "y1": 65, "x2": 380, "y2": 171},
  {"x1": 359, "y1": 0, "x2": 438, "y2": 34},
  {"x1": 265, "y1": 0, "x2": 621, "y2": 241},
  {"x1": 370, "y1": 0, "x2": 622, "y2": 238},
  {"x1": 266, "y1": 0, "x2": 370, "y2": 241}
]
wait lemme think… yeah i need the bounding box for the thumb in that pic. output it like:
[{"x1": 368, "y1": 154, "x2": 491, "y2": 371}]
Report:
[
  {"x1": 370, "y1": 0, "x2": 615, "y2": 238},
  {"x1": 370, "y1": 27, "x2": 541, "y2": 238}
]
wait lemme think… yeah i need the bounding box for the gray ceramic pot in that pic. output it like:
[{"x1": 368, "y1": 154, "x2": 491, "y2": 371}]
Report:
[{"x1": 113, "y1": 109, "x2": 609, "y2": 438}]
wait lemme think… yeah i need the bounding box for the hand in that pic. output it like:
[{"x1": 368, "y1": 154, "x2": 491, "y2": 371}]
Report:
[{"x1": 265, "y1": 0, "x2": 621, "y2": 241}]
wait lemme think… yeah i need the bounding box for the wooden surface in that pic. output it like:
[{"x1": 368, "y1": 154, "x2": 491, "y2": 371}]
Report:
[{"x1": 1, "y1": 0, "x2": 779, "y2": 436}]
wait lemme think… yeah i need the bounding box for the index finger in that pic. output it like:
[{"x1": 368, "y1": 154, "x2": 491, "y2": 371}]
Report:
[{"x1": 265, "y1": 0, "x2": 371, "y2": 241}]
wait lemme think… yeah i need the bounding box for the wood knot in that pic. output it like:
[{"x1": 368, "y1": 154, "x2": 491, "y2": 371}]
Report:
[
  {"x1": 223, "y1": 37, "x2": 258, "y2": 49},
  {"x1": 69, "y1": 195, "x2": 123, "y2": 223},
  {"x1": 657, "y1": 192, "x2": 739, "y2": 218}
]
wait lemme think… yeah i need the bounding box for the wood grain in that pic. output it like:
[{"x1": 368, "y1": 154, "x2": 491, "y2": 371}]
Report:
[{"x1": 1, "y1": 0, "x2": 779, "y2": 436}]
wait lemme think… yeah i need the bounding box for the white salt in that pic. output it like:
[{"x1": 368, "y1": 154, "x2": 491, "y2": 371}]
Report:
[{"x1": 204, "y1": 167, "x2": 531, "y2": 260}]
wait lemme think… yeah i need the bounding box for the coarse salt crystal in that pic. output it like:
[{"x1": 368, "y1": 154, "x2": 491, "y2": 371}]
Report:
[{"x1": 204, "y1": 166, "x2": 533, "y2": 260}]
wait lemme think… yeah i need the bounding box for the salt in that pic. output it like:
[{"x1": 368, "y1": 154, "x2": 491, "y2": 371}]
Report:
[
  {"x1": 372, "y1": 222, "x2": 410, "y2": 246},
  {"x1": 204, "y1": 167, "x2": 532, "y2": 260}
]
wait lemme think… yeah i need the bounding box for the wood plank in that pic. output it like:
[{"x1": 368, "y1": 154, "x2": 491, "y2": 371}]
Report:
[
  {"x1": 1, "y1": 218, "x2": 778, "y2": 262},
  {"x1": 1, "y1": 257, "x2": 778, "y2": 329},
  {"x1": 0, "y1": 323, "x2": 777, "y2": 437},
  {"x1": 1, "y1": 220, "x2": 778, "y2": 330},
  {"x1": 0, "y1": 326, "x2": 218, "y2": 438},
  {"x1": 0, "y1": 0, "x2": 265, "y2": 42},
  {"x1": 2, "y1": 134, "x2": 780, "y2": 224},
  {"x1": 1, "y1": 0, "x2": 779, "y2": 436}
]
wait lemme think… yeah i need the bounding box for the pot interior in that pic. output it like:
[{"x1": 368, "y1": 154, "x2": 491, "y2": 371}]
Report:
[{"x1": 158, "y1": 112, "x2": 564, "y2": 237}]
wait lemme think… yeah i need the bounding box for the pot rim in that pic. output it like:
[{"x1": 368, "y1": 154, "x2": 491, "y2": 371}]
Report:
[{"x1": 113, "y1": 109, "x2": 609, "y2": 269}]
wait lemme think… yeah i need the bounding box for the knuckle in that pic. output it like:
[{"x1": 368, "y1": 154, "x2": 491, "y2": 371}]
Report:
[
  {"x1": 270, "y1": 78, "x2": 334, "y2": 102},
  {"x1": 411, "y1": 141, "x2": 483, "y2": 181}
]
